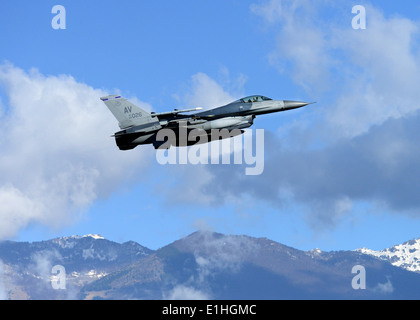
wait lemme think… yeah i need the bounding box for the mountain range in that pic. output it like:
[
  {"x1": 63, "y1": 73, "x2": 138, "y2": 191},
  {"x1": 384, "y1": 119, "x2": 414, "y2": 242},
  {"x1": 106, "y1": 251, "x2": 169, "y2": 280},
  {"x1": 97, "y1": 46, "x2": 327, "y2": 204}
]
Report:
[{"x1": 0, "y1": 231, "x2": 419, "y2": 300}]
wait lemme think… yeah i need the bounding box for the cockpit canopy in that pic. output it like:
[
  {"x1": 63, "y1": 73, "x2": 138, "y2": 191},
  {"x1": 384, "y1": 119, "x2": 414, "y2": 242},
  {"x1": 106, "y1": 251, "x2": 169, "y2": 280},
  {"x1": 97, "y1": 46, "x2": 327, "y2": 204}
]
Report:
[{"x1": 234, "y1": 95, "x2": 273, "y2": 103}]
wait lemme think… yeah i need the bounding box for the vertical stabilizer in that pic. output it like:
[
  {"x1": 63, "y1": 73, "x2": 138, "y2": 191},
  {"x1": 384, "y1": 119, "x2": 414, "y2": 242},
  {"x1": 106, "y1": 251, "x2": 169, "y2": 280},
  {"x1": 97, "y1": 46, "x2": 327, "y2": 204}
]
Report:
[{"x1": 100, "y1": 95, "x2": 157, "y2": 129}]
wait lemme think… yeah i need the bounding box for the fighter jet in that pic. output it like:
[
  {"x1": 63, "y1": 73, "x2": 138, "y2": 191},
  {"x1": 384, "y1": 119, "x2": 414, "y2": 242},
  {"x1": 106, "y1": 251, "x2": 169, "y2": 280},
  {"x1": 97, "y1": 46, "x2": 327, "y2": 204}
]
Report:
[{"x1": 100, "y1": 94, "x2": 312, "y2": 150}]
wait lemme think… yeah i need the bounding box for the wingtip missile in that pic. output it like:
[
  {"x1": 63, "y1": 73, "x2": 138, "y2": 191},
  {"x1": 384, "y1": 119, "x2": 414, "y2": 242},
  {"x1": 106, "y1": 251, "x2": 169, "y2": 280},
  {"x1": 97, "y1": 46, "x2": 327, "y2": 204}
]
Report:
[{"x1": 151, "y1": 107, "x2": 203, "y2": 117}]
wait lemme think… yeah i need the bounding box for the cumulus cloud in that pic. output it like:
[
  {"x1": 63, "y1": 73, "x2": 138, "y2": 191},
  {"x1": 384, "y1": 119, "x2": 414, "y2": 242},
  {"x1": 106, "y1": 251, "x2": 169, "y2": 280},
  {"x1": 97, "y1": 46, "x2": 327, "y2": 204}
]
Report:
[
  {"x1": 0, "y1": 63, "x2": 152, "y2": 239},
  {"x1": 252, "y1": 0, "x2": 420, "y2": 138},
  {"x1": 251, "y1": 0, "x2": 332, "y2": 92},
  {"x1": 329, "y1": 6, "x2": 420, "y2": 138}
]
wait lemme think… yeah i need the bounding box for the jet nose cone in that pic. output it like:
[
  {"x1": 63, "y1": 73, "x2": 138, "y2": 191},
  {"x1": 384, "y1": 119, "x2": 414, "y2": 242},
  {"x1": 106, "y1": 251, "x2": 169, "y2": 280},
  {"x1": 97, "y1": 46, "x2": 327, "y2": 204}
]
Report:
[{"x1": 283, "y1": 100, "x2": 313, "y2": 110}]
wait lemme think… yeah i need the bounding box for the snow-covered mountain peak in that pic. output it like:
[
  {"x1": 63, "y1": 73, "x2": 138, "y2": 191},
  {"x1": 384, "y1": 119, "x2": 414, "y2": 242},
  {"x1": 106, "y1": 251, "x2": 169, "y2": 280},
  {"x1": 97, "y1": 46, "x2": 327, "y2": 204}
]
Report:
[
  {"x1": 82, "y1": 234, "x2": 104, "y2": 240},
  {"x1": 306, "y1": 248, "x2": 323, "y2": 257},
  {"x1": 356, "y1": 238, "x2": 420, "y2": 273},
  {"x1": 51, "y1": 234, "x2": 105, "y2": 246}
]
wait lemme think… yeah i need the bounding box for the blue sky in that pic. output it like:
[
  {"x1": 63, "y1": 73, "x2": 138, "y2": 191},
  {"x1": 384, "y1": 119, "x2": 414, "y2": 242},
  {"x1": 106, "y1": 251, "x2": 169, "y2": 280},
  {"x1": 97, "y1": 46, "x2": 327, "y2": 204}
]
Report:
[{"x1": 1, "y1": 0, "x2": 420, "y2": 252}]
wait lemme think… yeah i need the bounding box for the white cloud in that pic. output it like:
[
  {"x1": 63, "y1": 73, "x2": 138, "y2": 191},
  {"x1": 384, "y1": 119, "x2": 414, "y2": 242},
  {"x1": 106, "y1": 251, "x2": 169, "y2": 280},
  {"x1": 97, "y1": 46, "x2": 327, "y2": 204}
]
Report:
[
  {"x1": 252, "y1": 1, "x2": 420, "y2": 138},
  {"x1": 329, "y1": 5, "x2": 420, "y2": 138},
  {"x1": 0, "y1": 63, "x2": 152, "y2": 239},
  {"x1": 188, "y1": 232, "x2": 259, "y2": 280},
  {"x1": 182, "y1": 72, "x2": 241, "y2": 110},
  {"x1": 163, "y1": 232, "x2": 258, "y2": 299},
  {"x1": 251, "y1": 0, "x2": 332, "y2": 92},
  {"x1": 164, "y1": 285, "x2": 211, "y2": 300},
  {"x1": 0, "y1": 186, "x2": 46, "y2": 239},
  {"x1": 374, "y1": 277, "x2": 394, "y2": 295},
  {"x1": 31, "y1": 250, "x2": 62, "y2": 281}
]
